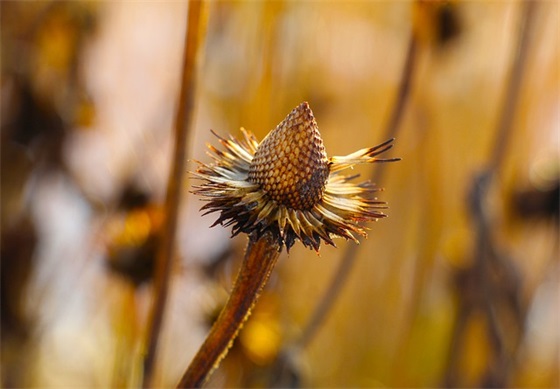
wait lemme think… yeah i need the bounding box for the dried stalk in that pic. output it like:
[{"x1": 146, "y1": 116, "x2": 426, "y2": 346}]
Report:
[
  {"x1": 177, "y1": 231, "x2": 282, "y2": 388},
  {"x1": 142, "y1": 1, "x2": 206, "y2": 387},
  {"x1": 298, "y1": 33, "x2": 418, "y2": 350},
  {"x1": 444, "y1": 2, "x2": 536, "y2": 386},
  {"x1": 488, "y1": 0, "x2": 535, "y2": 174}
]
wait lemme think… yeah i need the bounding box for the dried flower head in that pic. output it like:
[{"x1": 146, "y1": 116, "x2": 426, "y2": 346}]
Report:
[{"x1": 192, "y1": 102, "x2": 398, "y2": 252}]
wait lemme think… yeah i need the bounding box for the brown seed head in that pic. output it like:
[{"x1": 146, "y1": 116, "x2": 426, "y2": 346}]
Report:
[{"x1": 248, "y1": 102, "x2": 330, "y2": 210}]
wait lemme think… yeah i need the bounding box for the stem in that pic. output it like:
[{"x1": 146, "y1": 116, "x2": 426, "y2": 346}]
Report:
[
  {"x1": 489, "y1": 0, "x2": 535, "y2": 173},
  {"x1": 298, "y1": 33, "x2": 418, "y2": 350},
  {"x1": 443, "y1": 2, "x2": 536, "y2": 386},
  {"x1": 177, "y1": 231, "x2": 282, "y2": 388},
  {"x1": 142, "y1": 1, "x2": 206, "y2": 387}
]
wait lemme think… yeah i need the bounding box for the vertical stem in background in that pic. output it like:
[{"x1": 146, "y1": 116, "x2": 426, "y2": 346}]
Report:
[
  {"x1": 489, "y1": 0, "x2": 535, "y2": 174},
  {"x1": 177, "y1": 231, "x2": 282, "y2": 388},
  {"x1": 298, "y1": 33, "x2": 418, "y2": 350},
  {"x1": 444, "y1": 2, "x2": 536, "y2": 386},
  {"x1": 142, "y1": 1, "x2": 207, "y2": 387}
]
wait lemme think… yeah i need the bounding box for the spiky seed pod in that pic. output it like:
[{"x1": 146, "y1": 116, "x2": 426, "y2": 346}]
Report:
[
  {"x1": 248, "y1": 103, "x2": 329, "y2": 210},
  {"x1": 192, "y1": 102, "x2": 399, "y2": 252}
]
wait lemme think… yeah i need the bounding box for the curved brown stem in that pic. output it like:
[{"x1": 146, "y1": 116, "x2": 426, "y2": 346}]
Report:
[{"x1": 177, "y1": 231, "x2": 282, "y2": 388}]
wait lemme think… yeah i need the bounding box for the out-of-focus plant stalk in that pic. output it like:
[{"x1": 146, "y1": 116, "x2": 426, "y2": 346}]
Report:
[
  {"x1": 444, "y1": 2, "x2": 536, "y2": 387},
  {"x1": 176, "y1": 231, "x2": 281, "y2": 388},
  {"x1": 142, "y1": 1, "x2": 207, "y2": 387},
  {"x1": 489, "y1": 0, "x2": 535, "y2": 174},
  {"x1": 298, "y1": 32, "x2": 418, "y2": 350}
]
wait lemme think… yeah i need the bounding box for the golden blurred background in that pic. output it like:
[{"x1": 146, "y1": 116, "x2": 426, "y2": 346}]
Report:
[{"x1": 1, "y1": 1, "x2": 558, "y2": 388}]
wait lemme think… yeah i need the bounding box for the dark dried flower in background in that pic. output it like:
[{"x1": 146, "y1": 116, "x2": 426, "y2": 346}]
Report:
[
  {"x1": 192, "y1": 102, "x2": 398, "y2": 252},
  {"x1": 105, "y1": 186, "x2": 164, "y2": 286}
]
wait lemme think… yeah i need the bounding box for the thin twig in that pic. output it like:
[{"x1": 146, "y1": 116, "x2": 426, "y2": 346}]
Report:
[
  {"x1": 177, "y1": 231, "x2": 282, "y2": 388},
  {"x1": 142, "y1": 1, "x2": 207, "y2": 387},
  {"x1": 298, "y1": 33, "x2": 418, "y2": 350}
]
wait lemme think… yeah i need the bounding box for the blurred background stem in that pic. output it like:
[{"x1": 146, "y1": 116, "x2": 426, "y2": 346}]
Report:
[
  {"x1": 298, "y1": 31, "x2": 418, "y2": 351},
  {"x1": 488, "y1": 0, "x2": 536, "y2": 175},
  {"x1": 444, "y1": 1, "x2": 536, "y2": 386},
  {"x1": 141, "y1": 1, "x2": 207, "y2": 387}
]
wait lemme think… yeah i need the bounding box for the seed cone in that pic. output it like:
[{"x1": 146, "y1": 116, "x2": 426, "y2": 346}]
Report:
[
  {"x1": 192, "y1": 102, "x2": 398, "y2": 252},
  {"x1": 248, "y1": 102, "x2": 329, "y2": 210}
]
